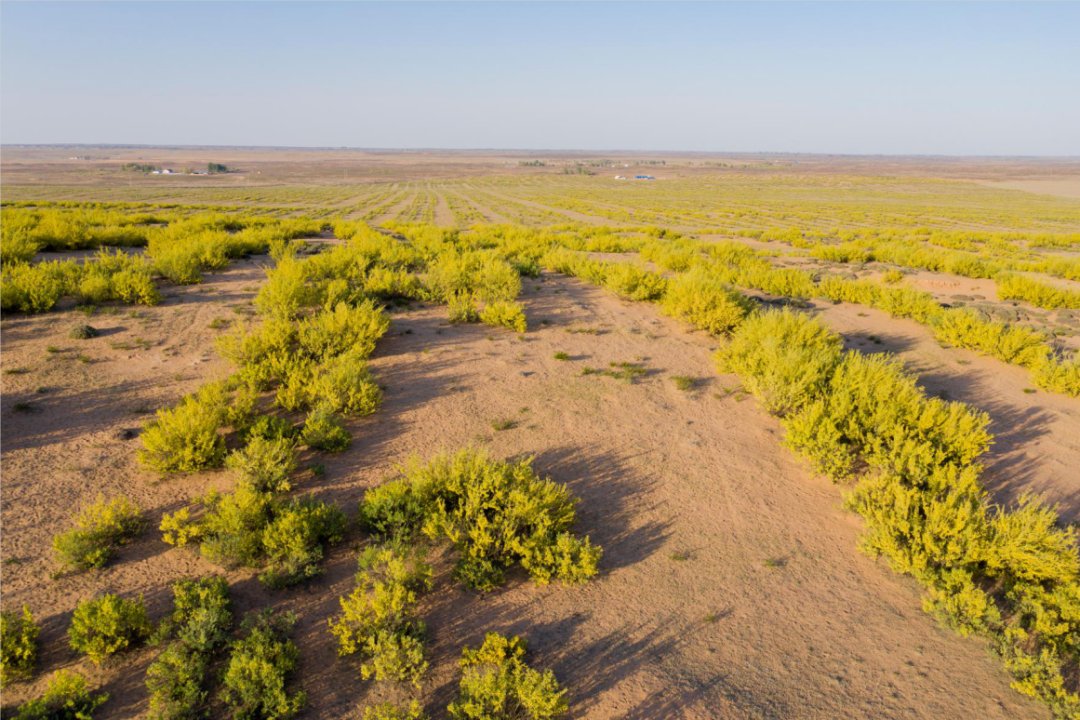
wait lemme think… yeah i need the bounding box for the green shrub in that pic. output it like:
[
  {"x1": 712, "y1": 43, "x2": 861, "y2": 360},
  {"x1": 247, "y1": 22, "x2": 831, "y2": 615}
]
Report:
[
  {"x1": 226, "y1": 436, "x2": 298, "y2": 494},
  {"x1": 479, "y1": 300, "x2": 528, "y2": 333},
  {"x1": 1, "y1": 606, "x2": 39, "y2": 686},
  {"x1": 52, "y1": 494, "x2": 144, "y2": 571},
  {"x1": 601, "y1": 263, "x2": 667, "y2": 301},
  {"x1": 360, "y1": 449, "x2": 601, "y2": 591},
  {"x1": 146, "y1": 577, "x2": 232, "y2": 720},
  {"x1": 196, "y1": 485, "x2": 275, "y2": 569},
  {"x1": 14, "y1": 670, "x2": 108, "y2": 720},
  {"x1": 660, "y1": 266, "x2": 753, "y2": 335},
  {"x1": 139, "y1": 384, "x2": 229, "y2": 473},
  {"x1": 362, "y1": 701, "x2": 428, "y2": 720},
  {"x1": 259, "y1": 498, "x2": 347, "y2": 588},
  {"x1": 297, "y1": 300, "x2": 389, "y2": 362},
  {"x1": 300, "y1": 407, "x2": 350, "y2": 452},
  {"x1": 68, "y1": 593, "x2": 151, "y2": 664},
  {"x1": 328, "y1": 544, "x2": 432, "y2": 685},
  {"x1": 219, "y1": 610, "x2": 306, "y2": 720},
  {"x1": 715, "y1": 309, "x2": 843, "y2": 416},
  {"x1": 448, "y1": 633, "x2": 567, "y2": 720},
  {"x1": 307, "y1": 351, "x2": 382, "y2": 415},
  {"x1": 156, "y1": 577, "x2": 233, "y2": 652}
]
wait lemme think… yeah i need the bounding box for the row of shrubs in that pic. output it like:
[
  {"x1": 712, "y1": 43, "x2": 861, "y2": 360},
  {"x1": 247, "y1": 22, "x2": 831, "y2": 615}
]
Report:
[
  {"x1": 3, "y1": 581, "x2": 306, "y2": 720},
  {"x1": 552, "y1": 234, "x2": 1080, "y2": 397},
  {"x1": 1, "y1": 249, "x2": 160, "y2": 312},
  {"x1": 997, "y1": 273, "x2": 1080, "y2": 310},
  {"x1": 539, "y1": 244, "x2": 1079, "y2": 718},
  {"x1": 1, "y1": 209, "x2": 324, "y2": 312},
  {"x1": 717, "y1": 310, "x2": 1080, "y2": 718}
]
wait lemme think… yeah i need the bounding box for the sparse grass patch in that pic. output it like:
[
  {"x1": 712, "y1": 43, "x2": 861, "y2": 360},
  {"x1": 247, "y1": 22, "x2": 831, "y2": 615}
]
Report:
[
  {"x1": 553, "y1": 351, "x2": 570, "y2": 361},
  {"x1": 671, "y1": 375, "x2": 696, "y2": 391}
]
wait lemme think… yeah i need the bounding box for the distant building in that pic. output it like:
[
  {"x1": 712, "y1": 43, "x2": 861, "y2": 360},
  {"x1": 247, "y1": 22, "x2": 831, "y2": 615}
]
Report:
[
  {"x1": 614, "y1": 175, "x2": 626, "y2": 180},
  {"x1": 635, "y1": 175, "x2": 655, "y2": 180}
]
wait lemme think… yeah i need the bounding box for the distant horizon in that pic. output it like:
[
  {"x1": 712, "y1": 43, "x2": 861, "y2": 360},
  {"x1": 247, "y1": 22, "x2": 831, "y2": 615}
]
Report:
[
  {"x1": 3, "y1": 2, "x2": 1078, "y2": 155},
  {"x1": 4, "y1": 142, "x2": 1080, "y2": 162}
]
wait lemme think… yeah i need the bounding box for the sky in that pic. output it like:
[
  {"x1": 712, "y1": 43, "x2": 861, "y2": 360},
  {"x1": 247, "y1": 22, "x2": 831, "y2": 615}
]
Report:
[{"x1": 2, "y1": 1, "x2": 1078, "y2": 155}]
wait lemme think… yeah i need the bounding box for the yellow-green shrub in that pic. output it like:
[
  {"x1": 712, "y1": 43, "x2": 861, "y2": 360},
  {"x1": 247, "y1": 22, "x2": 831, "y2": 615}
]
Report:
[
  {"x1": 448, "y1": 633, "x2": 567, "y2": 720},
  {"x1": 68, "y1": 594, "x2": 151, "y2": 664},
  {"x1": 1, "y1": 606, "x2": 39, "y2": 686},
  {"x1": 715, "y1": 309, "x2": 842, "y2": 416},
  {"x1": 328, "y1": 544, "x2": 432, "y2": 686},
  {"x1": 360, "y1": 449, "x2": 601, "y2": 591},
  {"x1": 479, "y1": 300, "x2": 527, "y2": 333},
  {"x1": 52, "y1": 495, "x2": 145, "y2": 571},
  {"x1": 660, "y1": 266, "x2": 753, "y2": 335},
  {"x1": 139, "y1": 384, "x2": 229, "y2": 473},
  {"x1": 13, "y1": 670, "x2": 108, "y2": 720},
  {"x1": 219, "y1": 611, "x2": 305, "y2": 720}
]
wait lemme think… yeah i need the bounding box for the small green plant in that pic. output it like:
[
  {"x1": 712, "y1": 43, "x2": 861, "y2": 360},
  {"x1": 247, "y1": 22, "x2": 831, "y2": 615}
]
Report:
[
  {"x1": 552, "y1": 351, "x2": 570, "y2": 361},
  {"x1": 1, "y1": 606, "x2": 39, "y2": 686},
  {"x1": 69, "y1": 324, "x2": 99, "y2": 340},
  {"x1": 671, "y1": 375, "x2": 696, "y2": 391},
  {"x1": 208, "y1": 317, "x2": 230, "y2": 330},
  {"x1": 300, "y1": 407, "x2": 350, "y2": 452},
  {"x1": 52, "y1": 494, "x2": 144, "y2": 571},
  {"x1": 479, "y1": 300, "x2": 527, "y2": 333},
  {"x1": 68, "y1": 593, "x2": 151, "y2": 664},
  {"x1": 13, "y1": 670, "x2": 108, "y2": 720},
  {"x1": 490, "y1": 418, "x2": 517, "y2": 432},
  {"x1": 448, "y1": 633, "x2": 567, "y2": 720},
  {"x1": 362, "y1": 701, "x2": 428, "y2": 720},
  {"x1": 219, "y1": 610, "x2": 306, "y2": 720}
]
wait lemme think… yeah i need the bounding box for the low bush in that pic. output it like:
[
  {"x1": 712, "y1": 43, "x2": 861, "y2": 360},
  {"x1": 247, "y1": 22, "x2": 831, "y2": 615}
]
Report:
[
  {"x1": 479, "y1": 300, "x2": 528, "y2": 333},
  {"x1": 1, "y1": 606, "x2": 39, "y2": 686},
  {"x1": 660, "y1": 266, "x2": 754, "y2": 335},
  {"x1": 307, "y1": 351, "x2": 382, "y2": 416},
  {"x1": 360, "y1": 449, "x2": 601, "y2": 591},
  {"x1": 362, "y1": 701, "x2": 428, "y2": 720},
  {"x1": 997, "y1": 273, "x2": 1080, "y2": 310},
  {"x1": 68, "y1": 593, "x2": 151, "y2": 664},
  {"x1": 219, "y1": 610, "x2": 306, "y2": 720},
  {"x1": 328, "y1": 544, "x2": 432, "y2": 686},
  {"x1": 715, "y1": 309, "x2": 843, "y2": 416},
  {"x1": 300, "y1": 407, "x2": 351, "y2": 452},
  {"x1": 448, "y1": 633, "x2": 567, "y2": 720},
  {"x1": 259, "y1": 498, "x2": 348, "y2": 588},
  {"x1": 166, "y1": 486, "x2": 346, "y2": 588},
  {"x1": 146, "y1": 577, "x2": 232, "y2": 720},
  {"x1": 52, "y1": 494, "x2": 144, "y2": 571},
  {"x1": 13, "y1": 670, "x2": 108, "y2": 720},
  {"x1": 226, "y1": 436, "x2": 298, "y2": 494},
  {"x1": 139, "y1": 384, "x2": 229, "y2": 473},
  {"x1": 600, "y1": 263, "x2": 667, "y2": 301}
]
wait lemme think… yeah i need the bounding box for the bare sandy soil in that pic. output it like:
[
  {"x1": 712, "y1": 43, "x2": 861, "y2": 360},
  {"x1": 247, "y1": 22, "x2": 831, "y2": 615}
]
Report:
[
  {"x1": 976, "y1": 178, "x2": 1080, "y2": 200},
  {"x1": 0, "y1": 265, "x2": 1049, "y2": 718}
]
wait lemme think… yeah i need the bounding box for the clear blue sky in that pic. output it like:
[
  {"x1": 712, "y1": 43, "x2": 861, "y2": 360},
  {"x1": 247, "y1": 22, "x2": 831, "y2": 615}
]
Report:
[{"x1": 3, "y1": 1, "x2": 1078, "y2": 155}]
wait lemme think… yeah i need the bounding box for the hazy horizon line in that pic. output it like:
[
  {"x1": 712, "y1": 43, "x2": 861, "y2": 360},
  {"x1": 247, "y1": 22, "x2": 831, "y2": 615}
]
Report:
[{"x1": 4, "y1": 143, "x2": 1079, "y2": 161}]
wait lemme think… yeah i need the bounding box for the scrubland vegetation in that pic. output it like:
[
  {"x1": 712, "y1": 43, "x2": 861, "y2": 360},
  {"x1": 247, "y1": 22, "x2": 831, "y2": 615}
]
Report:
[{"x1": 4, "y1": 166, "x2": 1079, "y2": 718}]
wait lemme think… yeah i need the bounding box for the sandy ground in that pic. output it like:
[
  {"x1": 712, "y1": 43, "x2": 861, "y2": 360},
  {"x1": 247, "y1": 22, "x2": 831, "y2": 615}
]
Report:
[
  {"x1": 0, "y1": 267, "x2": 1049, "y2": 718},
  {"x1": 975, "y1": 178, "x2": 1080, "y2": 200}
]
